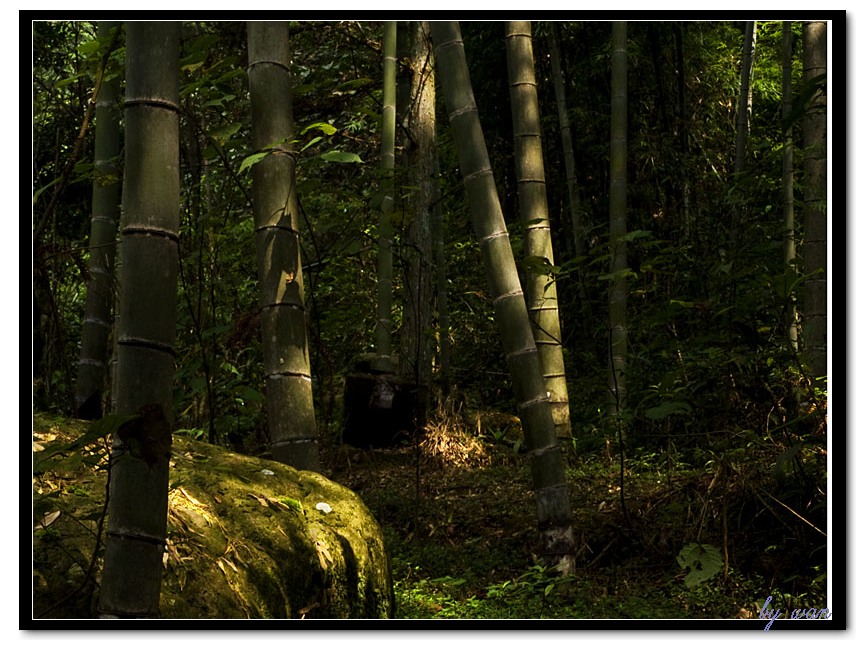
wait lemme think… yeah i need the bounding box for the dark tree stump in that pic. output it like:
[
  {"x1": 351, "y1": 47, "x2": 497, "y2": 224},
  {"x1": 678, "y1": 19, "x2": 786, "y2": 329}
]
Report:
[{"x1": 343, "y1": 371, "x2": 426, "y2": 448}]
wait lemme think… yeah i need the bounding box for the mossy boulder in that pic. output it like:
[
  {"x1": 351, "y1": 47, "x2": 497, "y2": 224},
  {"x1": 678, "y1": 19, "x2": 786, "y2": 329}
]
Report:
[{"x1": 32, "y1": 417, "x2": 393, "y2": 619}]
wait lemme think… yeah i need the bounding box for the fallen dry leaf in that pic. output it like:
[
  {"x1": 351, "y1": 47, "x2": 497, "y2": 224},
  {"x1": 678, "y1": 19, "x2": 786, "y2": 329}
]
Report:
[{"x1": 34, "y1": 510, "x2": 61, "y2": 531}]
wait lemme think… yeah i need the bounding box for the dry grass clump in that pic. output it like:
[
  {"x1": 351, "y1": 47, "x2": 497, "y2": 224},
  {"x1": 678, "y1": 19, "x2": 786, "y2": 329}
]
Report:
[{"x1": 419, "y1": 408, "x2": 490, "y2": 469}]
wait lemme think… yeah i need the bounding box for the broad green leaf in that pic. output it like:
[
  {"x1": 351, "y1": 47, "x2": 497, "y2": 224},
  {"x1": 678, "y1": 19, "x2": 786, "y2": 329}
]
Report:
[
  {"x1": 618, "y1": 229, "x2": 653, "y2": 242},
  {"x1": 774, "y1": 444, "x2": 803, "y2": 482},
  {"x1": 781, "y1": 73, "x2": 827, "y2": 132},
  {"x1": 189, "y1": 376, "x2": 206, "y2": 394},
  {"x1": 236, "y1": 386, "x2": 265, "y2": 403},
  {"x1": 48, "y1": 451, "x2": 86, "y2": 476},
  {"x1": 203, "y1": 93, "x2": 236, "y2": 108},
  {"x1": 645, "y1": 401, "x2": 692, "y2": 419},
  {"x1": 73, "y1": 161, "x2": 94, "y2": 178},
  {"x1": 320, "y1": 150, "x2": 363, "y2": 164},
  {"x1": 201, "y1": 323, "x2": 232, "y2": 338},
  {"x1": 184, "y1": 34, "x2": 220, "y2": 56},
  {"x1": 598, "y1": 267, "x2": 636, "y2": 282},
  {"x1": 76, "y1": 509, "x2": 106, "y2": 522},
  {"x1": 85, "y1": 413, "x2": 138, "y2": 442},
  {"x1": 78, "y1": 40, "x2": 101, "y2": 56},
  {"x1": 676, "y1": 543, "x2": 723, "y2": 588},
  {"x1": 209, "y1": 122, "x2": 241, "y2": 144},
  {"x1": 180, "y1": 79, "x2": 206, "y2": 98},
  {"x1": 34, "y1": 414, "x2": 135, "y2": 473},
  {"x1": 522, "y1": 255, "x2": 553, "y2": 275}
]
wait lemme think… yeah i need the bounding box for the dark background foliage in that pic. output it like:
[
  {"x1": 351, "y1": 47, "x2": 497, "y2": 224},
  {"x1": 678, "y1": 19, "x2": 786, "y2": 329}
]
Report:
[{"x1": 31, "y1": 20, "x2": 832, "y2": 619}]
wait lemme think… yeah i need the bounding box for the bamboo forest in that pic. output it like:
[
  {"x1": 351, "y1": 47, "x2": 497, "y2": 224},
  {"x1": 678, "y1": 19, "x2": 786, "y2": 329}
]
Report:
[{"x1": 30, "y1": 18, "x2": 837, "y2": 625}]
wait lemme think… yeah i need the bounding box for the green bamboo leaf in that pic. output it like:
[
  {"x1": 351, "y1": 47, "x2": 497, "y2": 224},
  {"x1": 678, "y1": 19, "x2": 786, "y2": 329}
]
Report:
[
  {"x1": 239, "y1": 151, "x2": 270, "y2": 174},
  {"x1": 181, "y1": 60, "x2": 205, "y2": 73},
  {"x1": 56, "y1": 73, "x2": 85, "y2": 88},
  {"x1": 300, "y1": 135, "x2": 324, "y2": 152},
  {"x1": 279, "y1": 496, "x2": 303, "y2": 512},
  {"x1": 301, "y1": 121, "x2": 337, "y2": 136},
  {"x1": 33, "y1": 177, "x2": 63, "y2": 203},
  {"x1": 337, "y1": 77, "x2": 373, "y2": 90},
  {"x1": 212, "y1": 68, "x2": 245, "y2": 85}
]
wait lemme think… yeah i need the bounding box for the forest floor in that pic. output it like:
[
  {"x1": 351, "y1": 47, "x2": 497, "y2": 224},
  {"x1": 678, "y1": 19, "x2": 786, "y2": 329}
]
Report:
[
  {"x1": 324, "y1": 405, "x2": 828, "y2": 620},
  {"x1": 31, "y1": 403, "x2": 828, "y2": 621}
]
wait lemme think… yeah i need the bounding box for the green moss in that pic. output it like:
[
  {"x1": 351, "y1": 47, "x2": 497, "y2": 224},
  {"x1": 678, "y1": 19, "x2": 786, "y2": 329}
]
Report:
[{"x1": 32, "y1": 420, "x2": 393, "y2": 619}]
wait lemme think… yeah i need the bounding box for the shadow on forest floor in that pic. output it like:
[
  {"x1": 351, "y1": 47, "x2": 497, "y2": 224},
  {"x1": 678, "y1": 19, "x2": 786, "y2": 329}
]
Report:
[
  {"x1": 31, "y1": 405, "x2": 828, "y2": 621},
  {"x1": 324, "y1": 408, "x2": 828, "y2": 620}
]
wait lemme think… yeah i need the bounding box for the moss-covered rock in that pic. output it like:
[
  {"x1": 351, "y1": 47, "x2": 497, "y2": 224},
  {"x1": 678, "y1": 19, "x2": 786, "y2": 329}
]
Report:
[{"x1": 32, "y1": 418, "x2": 393, "y2": 619}]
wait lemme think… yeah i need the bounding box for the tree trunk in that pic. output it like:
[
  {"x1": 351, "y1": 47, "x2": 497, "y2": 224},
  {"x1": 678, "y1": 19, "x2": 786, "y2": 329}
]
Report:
[
  {"x1": 734, "y1": 21, "x2": 756, "y2": 179},
  {"x1": 547, "y1": 23, "x2": 593, "y2": 350},
  {"x1": 505, "y1": 21, "x2": 571, "y2": 441},
  {"x1": 247, "y1": 21, "x2": 319, "y2": 470},
  {"x1": 608, "y1": 21, "x2": 628, "y2": 422},
  {"x1": 546, "y1": 23, "x2": 583, "y2": 257},
  {"x1": 398, "y1": 21, "x2": 435, "y2": 421},
  {"x1": 675, "y1": 23, "x2": 693, "y2": 242},
  {"x1": 782, "y1": 22, "x2": 798, "y2": 350},
  {"x1": 98, "y1": 21, "x2": 181, "y2": 618},
  {"x1": 431, "y1": 152, "x2": 451, "y2": 396},
  {"x1": 801, "y1": 20, "x2": 827, "y2": 388},
  {"x1": 431, "y1": 21, "x2": 576, "y2": 573},
  {"x1": 374, "y1": 20, "x2": 397, "y2": 374},
  {"x1": 75, "y1": 21, "x2": 121, "y2": 420}
]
